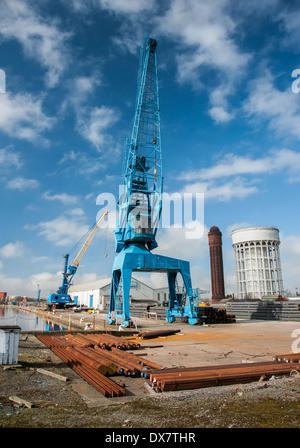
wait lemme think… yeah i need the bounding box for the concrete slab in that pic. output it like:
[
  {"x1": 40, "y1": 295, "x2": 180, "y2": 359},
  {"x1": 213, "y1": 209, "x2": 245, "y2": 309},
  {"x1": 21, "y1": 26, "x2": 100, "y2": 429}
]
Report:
[
  {"x1": 21, "y1": 307, "x2": 300, "y2": 405},
  {"x1": 66, "y1": 318, "x2": 300, "y2": 405}
]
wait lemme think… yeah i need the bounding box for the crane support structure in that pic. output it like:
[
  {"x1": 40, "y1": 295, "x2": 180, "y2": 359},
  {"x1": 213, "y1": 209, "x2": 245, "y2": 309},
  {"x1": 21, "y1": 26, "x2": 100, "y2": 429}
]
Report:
[
  {"x1": 107, "y1": 36, "x2": 200, "y2": 327},
  {"x1": 47, "y1": 209, "x2": 108, "y2": 309}
]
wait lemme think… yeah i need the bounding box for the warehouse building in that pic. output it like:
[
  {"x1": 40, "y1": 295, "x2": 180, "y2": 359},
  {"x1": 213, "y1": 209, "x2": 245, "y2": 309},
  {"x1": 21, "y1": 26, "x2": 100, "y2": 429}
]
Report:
[{"x1": 69, "y1": 277, "x2": 169, "y2": 310}]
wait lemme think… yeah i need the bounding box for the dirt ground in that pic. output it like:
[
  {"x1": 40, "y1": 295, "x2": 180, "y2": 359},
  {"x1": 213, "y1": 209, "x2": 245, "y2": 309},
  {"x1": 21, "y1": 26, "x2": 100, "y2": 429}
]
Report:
[{"x1": 1, "y1": 310, "x2": 300, "y2": 430}]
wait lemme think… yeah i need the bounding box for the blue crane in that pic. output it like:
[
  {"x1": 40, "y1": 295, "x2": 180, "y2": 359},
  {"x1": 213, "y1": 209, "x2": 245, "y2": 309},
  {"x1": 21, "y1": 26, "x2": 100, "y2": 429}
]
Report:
[{"x1": 107, "y1": 36, "x2": 200, "y2": 327}]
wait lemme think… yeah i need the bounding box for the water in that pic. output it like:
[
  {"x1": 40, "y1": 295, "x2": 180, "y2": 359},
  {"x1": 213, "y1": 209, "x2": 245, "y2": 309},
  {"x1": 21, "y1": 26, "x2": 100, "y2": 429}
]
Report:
[{"x1": 0, "y1": 306, "x2": 67, "y2": 332}]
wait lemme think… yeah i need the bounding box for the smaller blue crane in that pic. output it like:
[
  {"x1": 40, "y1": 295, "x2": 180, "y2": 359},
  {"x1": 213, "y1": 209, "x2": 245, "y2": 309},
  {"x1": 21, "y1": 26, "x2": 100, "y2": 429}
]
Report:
[{"x1": 47, "y1": 209, "x2": 108, "y2": 310}]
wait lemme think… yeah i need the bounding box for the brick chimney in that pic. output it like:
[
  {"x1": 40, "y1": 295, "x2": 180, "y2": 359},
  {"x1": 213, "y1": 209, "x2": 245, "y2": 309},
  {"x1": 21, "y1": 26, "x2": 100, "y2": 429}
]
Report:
[{"x1": 208, "y1": 226, "x2": 225, "y2": 303}]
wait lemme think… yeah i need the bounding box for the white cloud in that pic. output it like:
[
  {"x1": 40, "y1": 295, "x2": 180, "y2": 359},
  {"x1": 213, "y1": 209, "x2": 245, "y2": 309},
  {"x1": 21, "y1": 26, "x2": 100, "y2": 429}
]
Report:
[
  {"x1": 62, "y1": 75, "x2": 101, "y2": 111},
  {"x1": 7, "y1": 176, "x2": 39, "y2": 190},
  {"x1": 0, "y1": 269, "x2": 106, "y2": 297},
  {"x1": 157, "y1": 0, "x2": 247, "y2": 72},
  {"x1": 0, "y1": 270, "x2": 62, "y2": 297},
  {"x1": 32, "y1": 211, "x2": 90, "y2": 247},
  {"x1": 0, "y1": 146, "x2": 22, "y2": 168},
  {"x1": 77, "y1": 105, "x2": 120, "y2": 152},
  {"x1": 0, "y1": 92, "x2": 54, "y2": 142},
  {"x1": 155, "y1": 0, "x2": 251, "y2": 121},
  {"x1": 177, "y1": 147, "x2": 300, "y2": 202},
  {"x1": 225, "y1": 221, "x2": 254, "y2": 238},
  {"x1": 58, "y1": 150, "x2": 107, "y2": 176},
  {"x1": 111, "y1": 32, "x2": 143, "y2": 55},
  {"x1": 179, "y1": 149, "x2": 300, "y2": 183},
  {"x1": 281, "y1": 234, "x2": 300, "y2": 259},
  {"x1": 243, "y1": 73, "x2": 300, "y2": 141},
  {"x1": 66, "y1": 208, "x2": 85, "y2": 217},
  {"x1": 278, "y1": 7, "x2": 300, "y2": 51},
  {"x1": 58, "y1": 150, "x2": 79, "y2": 165},
  {"x1": 0, "y1": 0, "x2": 71, "y2": 87},
  {"x1": 98, "y1": 0, "x2": 156, "y2": 13},
  {"x1": 155, "y1": 223, "x2": 209, "y2": 261},
  {"x1": 43, "y1": 191, "x2": 79, "y2": 205},
  {"x1": 0, "y1": 241, "x2": 26, "y2": 258},
  {"x1": 181, "y1": 178, "x2": 259, "y2": 202},
  {"x1": 61, "y1": 76, "x2": 121, "y2": 155},
  {"x1": 31, "y1": 256, "x2": 49, "y2": 263},
  {"x1": 67, "y1": 0, "x2": 156, "y2": 14},
  {"x1": 209, "y1": 106, "x2": 235, "y2": 123},
  {"x1": 208, "y1": 84, "x2": 236, "y2": 123}
]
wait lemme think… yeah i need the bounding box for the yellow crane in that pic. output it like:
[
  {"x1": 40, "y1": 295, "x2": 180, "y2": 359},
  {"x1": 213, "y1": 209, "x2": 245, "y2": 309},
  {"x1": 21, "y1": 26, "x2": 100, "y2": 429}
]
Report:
[
  {"x1": 47, "y1": 209, "x2": 109, "y2": 309},
  {"x1": 70, "y1": 209, "x2": 109, "y2": 271}
]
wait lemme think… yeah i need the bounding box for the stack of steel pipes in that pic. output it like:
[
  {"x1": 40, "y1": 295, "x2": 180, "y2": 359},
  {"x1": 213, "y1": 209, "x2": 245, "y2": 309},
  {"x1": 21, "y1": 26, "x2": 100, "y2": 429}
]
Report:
[
  {"x1": 89, "y1": 345, "x2": 163, "y2": 376},
  {"x1": 37, "y1": 334, "x2": 125, "y2": 398},
  {"x1": 273, "y1": 353, "x2": 300, "y2": 363},
  {"x1": 148, "y1": 361, "x2": 300, "y2": 392},
  {"x1": 63, "y1": 332, "x2": 141, "y2": 350},
  {"x1": 37, "y1": 333, "x2": 164, "y2": 396}
]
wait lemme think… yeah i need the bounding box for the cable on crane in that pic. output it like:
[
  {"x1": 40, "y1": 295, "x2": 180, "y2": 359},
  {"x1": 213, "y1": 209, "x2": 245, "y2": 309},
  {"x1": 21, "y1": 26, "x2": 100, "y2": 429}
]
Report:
[{"x1": 68, "y1": 221, "x2": 98, "y2": 256}]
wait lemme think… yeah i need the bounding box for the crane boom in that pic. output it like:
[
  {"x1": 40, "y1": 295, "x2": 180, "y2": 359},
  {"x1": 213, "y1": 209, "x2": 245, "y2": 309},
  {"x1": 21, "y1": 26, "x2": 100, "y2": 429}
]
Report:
[{"x1": 71, "y1": 209, "x2": 108, "y2": 268}]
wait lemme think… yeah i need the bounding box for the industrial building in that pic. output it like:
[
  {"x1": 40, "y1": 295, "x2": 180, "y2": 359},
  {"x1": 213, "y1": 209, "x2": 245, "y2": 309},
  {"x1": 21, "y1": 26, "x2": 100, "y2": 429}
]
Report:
[
  {"x1": 69, "y1": 277, "x2": 169, "y2": 310},
  {"x1": 231, "y1": 226, "x2": 284, "y2": 300}
]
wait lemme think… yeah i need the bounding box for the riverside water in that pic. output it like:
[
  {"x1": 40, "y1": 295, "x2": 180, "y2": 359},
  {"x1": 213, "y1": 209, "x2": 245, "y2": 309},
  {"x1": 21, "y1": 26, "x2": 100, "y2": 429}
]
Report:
[{"x1": 0, "y1": 306, "x2": 67, "y2": 331}]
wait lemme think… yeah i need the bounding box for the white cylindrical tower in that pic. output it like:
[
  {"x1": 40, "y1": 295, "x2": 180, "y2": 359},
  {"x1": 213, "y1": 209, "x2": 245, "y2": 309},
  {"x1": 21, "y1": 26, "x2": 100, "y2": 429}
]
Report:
[{"x1": 231, "y1": 227, "x2": 284, "y2": 300}]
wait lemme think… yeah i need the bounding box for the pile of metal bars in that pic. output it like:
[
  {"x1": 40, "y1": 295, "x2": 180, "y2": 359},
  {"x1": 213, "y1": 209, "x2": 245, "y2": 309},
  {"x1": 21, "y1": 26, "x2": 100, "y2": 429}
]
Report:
[
  {"x1": 62, "y1": 332, "x2": 141, "y2": 350},
  {"x1": 37, "y1": 334, "x2": 125, "y2": 397},
  {"x1": 36, "y1": 332, "x2": 162, "y2": 397},
  {"x1": 148, "y1": 361, "x2": 300, "y2": 392}
]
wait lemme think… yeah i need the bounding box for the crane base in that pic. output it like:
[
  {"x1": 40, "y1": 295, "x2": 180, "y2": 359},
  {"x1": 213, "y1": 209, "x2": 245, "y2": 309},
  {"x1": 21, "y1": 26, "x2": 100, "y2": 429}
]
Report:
[{"x1": 107, "y1": 243, "x2": 199, "y2": 326}]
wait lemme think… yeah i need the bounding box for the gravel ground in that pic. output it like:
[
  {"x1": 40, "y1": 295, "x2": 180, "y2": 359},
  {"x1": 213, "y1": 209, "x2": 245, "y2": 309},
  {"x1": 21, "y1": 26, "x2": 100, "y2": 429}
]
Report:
[{"x1": 0, "y1": 333, "x2": 300, "y2": 429}]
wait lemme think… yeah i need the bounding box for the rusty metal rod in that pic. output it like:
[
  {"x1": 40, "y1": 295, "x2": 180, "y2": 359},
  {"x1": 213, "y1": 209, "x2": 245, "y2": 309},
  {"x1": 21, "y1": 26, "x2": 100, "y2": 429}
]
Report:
[
  {"x1": 64, "y1": 346, "x2": 109, "y2": 375},
  {"x1": 110, "y1": 346, "x2": 163, "y2": 371},
  {"x1": 93, "y1": 346, "x2": 138, "y2": 375},
  {"x1": 138, "y1": 329, "x2": 181, "y2": 339},
  {"x1": 73, "y1": 362, "x2": 125, "y2": 397},
  {"x1": 80, "y1": 347, "x2": 118, "y2": 375}
]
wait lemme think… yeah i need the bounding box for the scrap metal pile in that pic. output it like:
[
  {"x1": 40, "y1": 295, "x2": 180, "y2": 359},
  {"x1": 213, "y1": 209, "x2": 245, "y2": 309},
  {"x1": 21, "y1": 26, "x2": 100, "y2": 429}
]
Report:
[{"x1": 37, "y1": 331, "x2": 300, "y2": 398}]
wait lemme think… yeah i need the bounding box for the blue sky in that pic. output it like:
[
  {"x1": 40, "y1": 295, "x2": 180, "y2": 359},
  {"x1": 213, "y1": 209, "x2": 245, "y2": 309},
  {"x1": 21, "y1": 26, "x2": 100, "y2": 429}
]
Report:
[{"x1": 0, "y1": 0, "x2": 300, "y2": 299}]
